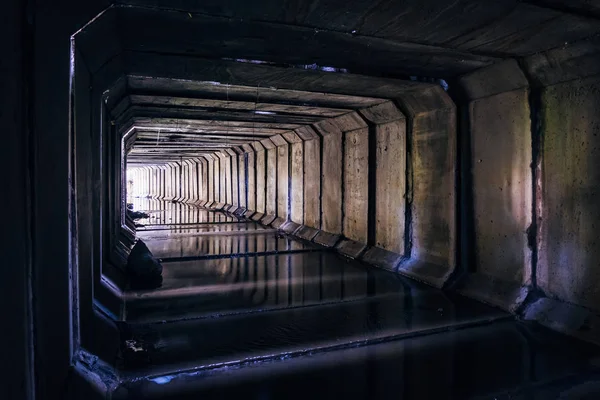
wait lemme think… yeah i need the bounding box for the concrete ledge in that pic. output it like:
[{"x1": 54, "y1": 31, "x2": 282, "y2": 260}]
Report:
[
  {"x1": 213, "y1": 202, "x2": 226, "y2": 211},
  {"x1": 458, "y1": 59, "x2": 528, "y2": 100},
  {"x1": 295, "y1": 225, "x2": 319, "y2": 241},
  {"x1": 335, "y1": 238, "x2": 367, "y2": 259},
  {"x1": 270, "y1": 217, "x2": 287, "y2": 229},
  {"x1": 314, "y1": 231, "x2": 341, "y2": 248},
  {"x1": 261, "y1": 214, "x2": 277, "y2": 226},
  {"x1": 281, "y1": 221, "x2": 301, "y2": 234},
  {"x1": 456, "y1": 273, "x2": 530, "y2": 313},
  {"x1": 523, "y1": 36, "x2": 600, "y2": 86},
  {"x1": 361, "y1": 247, "x2": 402, "y2": 271},
  {"x1": 523, "y1": 297, "x2": 600, "y2": 346},
  {"x1": 251, "y1": 212, "x2": 264, "y2": 222},
  {"x1": 233, "y1": 207, "x2": 246, "y2": 217},
  {"x1": 397, "y1": 258, "x2": 453, "y2": 289},
  {"x1": 67, "y1": 350, "x2": 119, "y2": 400}
]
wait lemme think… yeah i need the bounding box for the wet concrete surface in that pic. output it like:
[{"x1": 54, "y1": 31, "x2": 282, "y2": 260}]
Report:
[
  {"x1": 117, "y1": 200, "x2": 600, "y2": 399},
  {"x1": 141, "y1": 231, "x2": 315, "y2": 261},
  {"x1": 116, "y1": 320, "x2": 600, "y2": 400}
]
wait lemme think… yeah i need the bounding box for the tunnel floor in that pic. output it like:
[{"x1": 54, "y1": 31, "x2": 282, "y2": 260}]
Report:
[{"x1": 115, "y1": 200, "x2": 600, "y2": 399}]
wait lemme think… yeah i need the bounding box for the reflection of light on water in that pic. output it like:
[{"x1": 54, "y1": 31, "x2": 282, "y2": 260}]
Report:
[
  {"x1": 218, "y1": 258, "x2": 230, "y2": 276},
  {"x1": 150, "y1": 375, "x2": 175, "y2": 385}
]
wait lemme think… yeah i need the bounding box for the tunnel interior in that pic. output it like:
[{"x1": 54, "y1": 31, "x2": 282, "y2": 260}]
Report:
[{"x1": 7, "y1": 1, "x2": 600, "y2": 399}]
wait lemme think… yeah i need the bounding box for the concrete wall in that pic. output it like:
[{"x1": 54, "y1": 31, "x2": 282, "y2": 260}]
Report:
[
  {"x1": 271, "y1": 135, "x2": 290, "y2": 221},
  {"x1": 264, "y1": 139, "x2": 277, "y2": 218},
  {"x1": 238, "y1": 149, "x2": 247, "y2": 209},
  {"x1": 360, "y1": 102, "x2": 406, "y2": 253},
  {"x1": 537, "y1": 78, "x2": 600, "y2": 313},
  {"x1": 154, "y1": 56, "x2": 600, "y2": 345},
  {"x1": 285, "y1": 131, "x2": 305, "y2": 225},
  {"x1": 228, "y1": 149, "x2": 239, "y2": 208},
  {"x1": 303, "y1": 131, "x2": 321, "y2": 228},
  {"x1": 456, "y1": 61, "x2": 532, "y2": 311},
  {"x1": 342, "y1": 120, "x2": 369, "y2": 243},
  {"x1": 213, "y1": 98, "x2": 455, "y2": 288},
  {"x1": 518, "y1": 47, "x2": 600, "y2": 341},
  {"x1": 315, "y1": 119, "x2": 344, "y2": 234},
  {"x1": 254, "y1": 142, "x2": 266, "y2": 215}
]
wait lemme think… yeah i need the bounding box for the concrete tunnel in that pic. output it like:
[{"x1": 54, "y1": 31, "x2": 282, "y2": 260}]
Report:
[{"x1": 4, "y1": 0, "x2": 600, "y2": 399}]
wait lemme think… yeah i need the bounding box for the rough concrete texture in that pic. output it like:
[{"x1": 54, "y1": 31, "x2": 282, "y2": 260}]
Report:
[
  {"x1": 315, "y1": 120, "x2": 344, "y2": 234},
  {"x1": 470, "y1": 90, "x2": 532, "y2": 287},
  {"x1": 251, "y1": 212, "x2": 265, "y2": 222},
  {"x1": 281, "y1": 221, "x2": 301, "y2": 235},
  {"x1": 343, "y1": 127, "x2": 369, "y2": 243},
  {"x1": 270, "y1": 217, "x2": 286, "y2": 229},
  {"x1": 397, "y1": 87, "x2": 456, "y2": 287},
  {"x1": 314, "y1": 231, "x2": 341, "y2": 248},
  {"x1": 227, "y1": 149, "x2": 239, "y2": 207},
  {"x1": 207, "y1": 156, "x2": 215, "y2": 203},
  {"x1": 361, "y1": 247, "x2": 403, "y2": 271},
  {"x1": 523, "y1": 37, "x2": 600, "y2": 88},
  {"x1": 219, "y1": 153, "x2": 228, "y2": 204},
  {"x1": 272, "y1": 135, "x2": 290, "y2": 220},
  {"x1": 303, "y1": 138, "x2": 321, "y2": 228},
  {"x1": 266, "y1": 147, "x2": 278, "y2": 216},
  {"x1": 238, "y1": 153, "x2": 247, "y2": 208},
  {"x1": 246, "y1": 147, "x2": 256, "y2": 211},
  {"x1": 336, "y1": 238, "x2": 367, "y2": 259},
  {"x1": 459, "y1": 60, "x2": 529, "y2": 100},
  {"x1": 524, "y1": 297, "x2": 600, "y2": 346},
  {"x1": 376, "y1": 120, "x2": 406, "y2": 253},
  {"x1": 288, "y1": 137, "x2": 304, "y2": 225},
  {"x1": 261, "y1": 214, "x2": 277, "y2": 226},
  {"x1": 538, "y1": 77, "x2": 600, "y2": 313},
  {"x1": 455, "y1": 61, "x2": 532, "y2": 310},
  {"x1": 214, "y1": 156, "x2": 222, "y2": 204},
  {"x1": 254, "y1": 146, "x2": 267, "y2": 214},
  {"x1": 296, "y1": 225, "x2": 320, "y2": 241}
]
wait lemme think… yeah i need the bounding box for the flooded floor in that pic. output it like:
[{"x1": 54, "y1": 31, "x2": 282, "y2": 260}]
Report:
[{"x1": 117, "y1": 200, "x2": 600, "y2": 399}]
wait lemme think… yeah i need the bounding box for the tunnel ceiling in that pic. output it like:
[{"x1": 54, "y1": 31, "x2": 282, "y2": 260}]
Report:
[
  {"x1": 118, "y1": 76, "x2": 417, "y2": 164},
  {"x1": 73, "y1": 0, "x2": 600, "y2": 165}
]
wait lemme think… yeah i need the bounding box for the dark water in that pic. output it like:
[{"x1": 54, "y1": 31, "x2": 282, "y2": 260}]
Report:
[{"x1": 118, "y1": 200, "x2": 600, "y2": 399}]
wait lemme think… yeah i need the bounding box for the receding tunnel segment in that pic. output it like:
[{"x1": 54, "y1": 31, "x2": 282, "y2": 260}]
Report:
[{"x1": 126, "y1": 78, "x2": 457, "y2": 288}]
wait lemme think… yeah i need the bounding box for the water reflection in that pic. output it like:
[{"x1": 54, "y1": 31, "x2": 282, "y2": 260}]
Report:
[
  {"x1": 119, "y1": 320, "x2": 600, "y2": 399},
  {"x1": 129, "y1": 198, "x2": 237, "y2": 226},
  {"x1": 124, "y1": 250, "x2": 510, "y2": 378},
  {"x1": 119, "y1": 202, "x2": 600, "y2": 399},
  {"x1": 141, "y1": 232, "x2": 315, "y2": 260}
]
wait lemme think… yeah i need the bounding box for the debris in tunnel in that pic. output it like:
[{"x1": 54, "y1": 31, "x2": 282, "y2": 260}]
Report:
[
  {"x1": 126, "y1": 239, "x2": 163, "y2": 290},
  {"x1": 127, "y1": 204, "x2": 150, "y2": 220},
  {"x1": 121, "y1": 338, "x2": 153, "y2": 368},
  {"x1": 127, "y1": 210, "x2": 150, "y2": 220}
]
